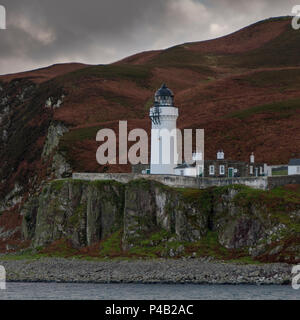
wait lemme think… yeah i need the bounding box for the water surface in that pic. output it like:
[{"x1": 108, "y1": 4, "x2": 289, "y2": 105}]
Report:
[{"x1": 0, "y1": 283, "x2": 299, "y2": 300}]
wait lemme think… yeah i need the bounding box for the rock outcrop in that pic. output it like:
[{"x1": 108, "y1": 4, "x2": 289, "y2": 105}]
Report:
[
  {"x1": 122, "y1": 180, "x2": 210, "y2": 249},
  {"x1": 21, "y1": 179, "x2": 300, "y2": 263},
  {"x1": 23, "y1": 180, "x2": 124, "y2": 248}
]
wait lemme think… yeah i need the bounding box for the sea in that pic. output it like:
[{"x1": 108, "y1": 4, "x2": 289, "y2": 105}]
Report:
[{"x1": 0, "y1": 282, "x2": 299, "y2": 300}]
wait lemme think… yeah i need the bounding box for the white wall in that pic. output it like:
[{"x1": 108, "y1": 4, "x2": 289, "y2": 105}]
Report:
[
  {"x1": 150, "y1": 106, "x2": 178, "y2": 175},
  {"x1": 288, "y1": 166, "x2": 300, "y2": 175}
]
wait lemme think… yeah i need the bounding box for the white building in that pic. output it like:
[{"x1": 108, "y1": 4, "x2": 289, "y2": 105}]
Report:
[
  {"x1": 174, "y1": 153, "x2": 204, "y2": 177},
  {"x1": 288, "y1": 159, "x2": 300, "y2": 175},
  {"x1": 150, "y1": 84, "x2": 179, "y2": 175}
]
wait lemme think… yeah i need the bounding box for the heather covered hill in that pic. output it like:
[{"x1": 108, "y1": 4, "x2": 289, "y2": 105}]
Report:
[
  {"x1": 0, "y1": 63, "x2": 88, "y2": 84},
  {"x1": 1, "y1": 16, "x2": 300, "y2": 240}
]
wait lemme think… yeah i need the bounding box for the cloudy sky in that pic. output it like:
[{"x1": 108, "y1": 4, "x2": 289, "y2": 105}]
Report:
[{"x1": 0, "y1": 0, "x2": 298, "y2": 75}]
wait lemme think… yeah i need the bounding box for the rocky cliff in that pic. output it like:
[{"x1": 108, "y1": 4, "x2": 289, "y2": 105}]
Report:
[{"x1": 21, "y1": 179, "x2": 300, "y2": 264}]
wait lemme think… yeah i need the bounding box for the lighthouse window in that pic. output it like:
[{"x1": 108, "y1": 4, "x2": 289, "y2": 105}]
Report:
[{"x1": 209, "y1": 165, "x2": 215, "y2": 175}]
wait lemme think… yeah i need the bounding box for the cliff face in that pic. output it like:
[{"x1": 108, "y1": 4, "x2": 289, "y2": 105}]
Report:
[
  {"x1": 22, "y1": 179, "x2": 300, "y2": 263},
  {"x1": 22, "y1": 180, "x2": 124, "y2": 248}
]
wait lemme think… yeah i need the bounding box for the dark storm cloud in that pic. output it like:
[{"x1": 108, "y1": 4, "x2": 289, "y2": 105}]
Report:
[{"x1": 0, "y1": 0, "x2": 298, "y2": 74}]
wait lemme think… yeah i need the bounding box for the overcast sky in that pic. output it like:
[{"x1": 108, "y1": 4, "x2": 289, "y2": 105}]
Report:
[{"x1": 0, "y1": 0, "x2": 298, "y2": 75}]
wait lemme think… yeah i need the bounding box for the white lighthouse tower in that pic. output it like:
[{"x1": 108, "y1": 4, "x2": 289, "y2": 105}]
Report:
[{"x1": 150, "y1": 84, "x2": 179, "y2": 175}]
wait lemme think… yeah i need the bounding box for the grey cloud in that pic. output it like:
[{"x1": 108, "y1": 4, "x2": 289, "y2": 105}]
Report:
[{"x1": 0, "y1": 0, "x2": 297, "y2": 75}]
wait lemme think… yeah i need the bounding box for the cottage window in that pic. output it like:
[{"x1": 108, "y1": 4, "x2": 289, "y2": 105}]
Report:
[
  {"x1": 219, "y1": 165, "x2": 225, "y2": 175},
  {"x1": 250, "y1": 166, "x2": 253, "y2": 174},
  {"x1": 209, "y1": 165, "x2": 215, "y2": 175},
  {"x1": 260, "y1": 167, "x2": 263, "y2": 175},
  {"x1": 180, "y1": 170, "x2": 184, "y2": 176}
]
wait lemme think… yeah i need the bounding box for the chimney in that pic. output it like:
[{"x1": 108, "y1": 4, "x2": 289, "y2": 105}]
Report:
[
  {"x1": 250, "y1": 152, "x2": 255, "y2": 163},
  {"x1": 217, "y1": 150, "x2": 224, "y2": 160}
]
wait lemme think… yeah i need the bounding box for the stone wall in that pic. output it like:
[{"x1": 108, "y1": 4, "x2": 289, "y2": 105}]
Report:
[
  {"x1": 72, "y1": 173, "x2": 199, "y2": 189},
  {"x1": 197, "y1": 177, "x2": 268, "y2": 190},
  {"x1": 268, "y1": 175, "x2": 300, "y2": 189},
  {"x1": 72, "y1": 173, "x2": 300, "y2": 190}
]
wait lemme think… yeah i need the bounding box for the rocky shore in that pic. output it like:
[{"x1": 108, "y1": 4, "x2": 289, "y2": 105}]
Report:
[{"x1": 0, "y1": 258, "x2": 293, "y2": 284}]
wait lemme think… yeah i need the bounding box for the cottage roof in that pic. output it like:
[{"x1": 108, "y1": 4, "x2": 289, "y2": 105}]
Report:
[{"x1": 288, "y1": 159, "x2": 300, "y2": 166}]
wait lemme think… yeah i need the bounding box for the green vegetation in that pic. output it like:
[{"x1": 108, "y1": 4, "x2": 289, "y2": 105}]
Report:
[
  {"x1": 146, "y1": 45, "x2": 216, "y2": 75},
  {"x1": 58, "y1": 125, "x2": 103, "y2": 168},
  {"x1": 61, "y1": 125, "x2": 103, "y2": 144},
  {"x1": 272, "y1": 170, "x2": 288, "y2": 176},
  {"x1": 227, "y1": 98, "x2": 300, "y2": 120},
  {"x1": 51, "y1": 179, "x2": 66, "y2": 192},
  {"x1": 99, "y1": 230, "x2": 123, "y2": 257},
  {"x1": 0, "y1": 249, "x2": 45, "y2": 261},
  {"x1": 241, "y1": 69, "x2": 300, "y2": 89},
  {"x1": 185, "y1": 231, "x2": 257, "y2": 263},
  {"x1": 231, "y1": 185, "x2": 300, "y2": 231},
  {"x1": 100, "y1": 90, "x2": 136, "y2": 108},
  {"x1": 69, "y1": 204, "x2": 86, "y2": 227},
  {"x1": 57, "y1": 64, "x2": 152, "y2": 88},
  {"x1": 220, "y1": 20, "x2": 300, "y2": 68}
]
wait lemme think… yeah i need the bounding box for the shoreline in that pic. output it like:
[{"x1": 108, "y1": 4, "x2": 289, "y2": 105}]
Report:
[{"x1": 0, "y1": 258, "x2": 293, "y2": 285}]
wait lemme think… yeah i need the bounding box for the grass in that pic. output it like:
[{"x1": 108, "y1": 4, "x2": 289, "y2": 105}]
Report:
[
  {"x1": 231, "y1": 185, "x2": 300, "y2": 230},
  {"x1": 227, "y1": 98, "x2": 300, "y2": 120},
  {"x1": 220, "y1": 19, "x2": 300, "y2": 68},
  {"x1": 241, "y1": 69, "x2": 300, "y2": 89},
  {"x1": 184, "y1": 231, "x2": 258, "y2": 263},
  {"x1": 58, "y1": 125, "x2": 104, "y2": 168},
  {"x1": 145, "y1": 45, "x2": 217, "y2": 78},
  {"x1": 99, "y1": 230, "x2": 123, "y2": 257},
  {"x1": 0, "y1": 249, "x2": 45, "y2": 261},
  {"x1": 51, "y1": 179, "x2": 66, "y2": 192},
  {"x1": 60, "y1": 125, "x2": 104, "y2": 144},
  {"x1": 57, "y1": 64, "x2": 153, "y2": 88},
  {"x1": 272, "y1": 170, "x2": 288, "y2": 176}
]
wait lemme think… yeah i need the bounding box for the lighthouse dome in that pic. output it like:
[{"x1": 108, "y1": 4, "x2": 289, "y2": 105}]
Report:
[
  {"x1": 155, "y1": 83, "x2": 174, "y2": 97},
  {"x1": 154, "y1": 84, "x2": 174, "y2": 106}
]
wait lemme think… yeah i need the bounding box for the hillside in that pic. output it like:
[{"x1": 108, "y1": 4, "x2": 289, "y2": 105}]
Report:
[{"x1": 1, "y1": 16, "x2": 300, "y2": 252}]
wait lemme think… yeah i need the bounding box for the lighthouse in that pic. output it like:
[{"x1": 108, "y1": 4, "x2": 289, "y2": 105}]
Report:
[{"x1": 150, "y1": 84, "x2": 179, "y2": 175}]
